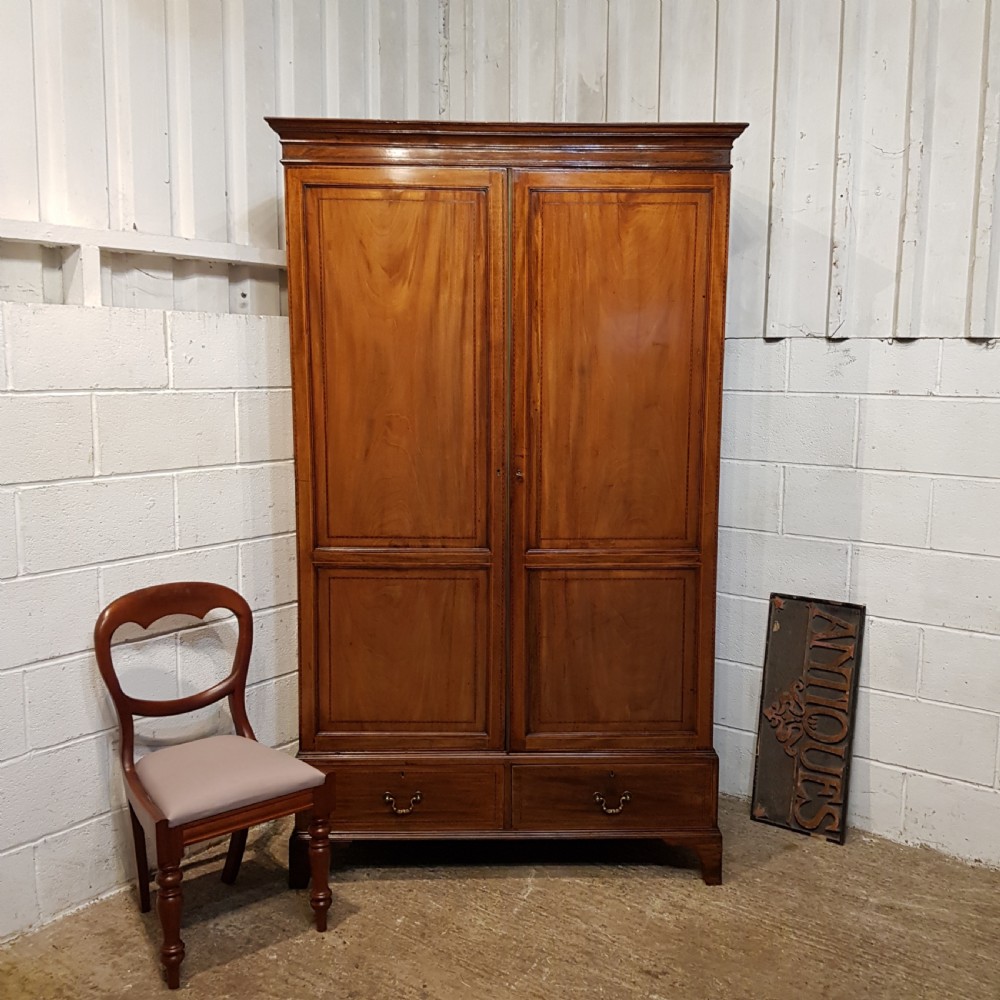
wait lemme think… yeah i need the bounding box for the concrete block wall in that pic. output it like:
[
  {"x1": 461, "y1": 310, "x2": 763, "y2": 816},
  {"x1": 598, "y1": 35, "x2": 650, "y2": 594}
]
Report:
[
  {"x1": 4, "y1": 301, "x2": 1000, "y2": 943},
  {"x1": 715, "y1": 338, "x2": 1000, "y2": 867},
  {"x1": 0, "y1": 302, "x2": 298, "y2": 939}
]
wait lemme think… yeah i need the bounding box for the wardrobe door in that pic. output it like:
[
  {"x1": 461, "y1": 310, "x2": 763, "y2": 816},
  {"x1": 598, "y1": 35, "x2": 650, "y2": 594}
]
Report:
[
  {"x1": 510, "y1": 169, "x2": 728, "y2": 752},
  {"x1": 288, "y1": 166, "x2": 507, "y2": 752}
]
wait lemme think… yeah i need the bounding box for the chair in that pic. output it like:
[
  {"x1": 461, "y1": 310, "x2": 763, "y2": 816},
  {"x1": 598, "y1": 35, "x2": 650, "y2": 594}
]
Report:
[{"x1": 94, "y1": 581, "x2": 333, "y2": 990}]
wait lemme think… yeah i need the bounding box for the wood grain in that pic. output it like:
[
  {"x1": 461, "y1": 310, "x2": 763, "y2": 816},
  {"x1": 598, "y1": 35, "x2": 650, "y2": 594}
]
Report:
[
  {"x1": 290, "y1": 164, "x2": 507, "y2": 757},
  {"x1": 316, "y1": 570, "x2": 490, "y2": 744},
  {"x1": 517, "y1": 173, "x2": 711, "y2": 548},
  {"x1": 276, "y1": 121, "x2": 744, "y2": 883},
  {"x1": 522, "y1": 570, "x2": 698, "y2": 750},
  {"x1": 309, "y1": 182, "x2": 487, "y2": 546},
  {"x1": 327, "y1": 763, "x2": 504, "y2": 832},
  {"x1": 511, "y1": 760, "x2": 716, "y2": 831}
]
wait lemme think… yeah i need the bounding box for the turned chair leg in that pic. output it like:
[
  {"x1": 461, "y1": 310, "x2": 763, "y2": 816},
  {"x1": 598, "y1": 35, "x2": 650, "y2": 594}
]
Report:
[
  {"x1": 156, "y1": 847, "x2": 185, "y2": 990},
  {"x1": 221, "y1": 828, "x2": 249, "y2": 885},
  {"x1": 128, "y1": 805, "x2": 151, "y2": 913},
  {"x1": 308, "y1": 813, "x2": 332, "y2": 932}
]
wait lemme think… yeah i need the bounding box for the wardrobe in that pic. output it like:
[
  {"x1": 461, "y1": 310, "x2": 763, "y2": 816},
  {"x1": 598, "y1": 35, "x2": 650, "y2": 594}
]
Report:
[{"x1": 268, "y1": 119, "x2": 746, "y2": 884}]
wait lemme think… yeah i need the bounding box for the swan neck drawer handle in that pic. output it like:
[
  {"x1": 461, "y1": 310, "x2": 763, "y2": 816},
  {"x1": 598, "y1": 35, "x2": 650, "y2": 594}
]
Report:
[
  {"x1": 593, "y1": 791, "x2": 631, "y2": 815},
  {"x1": 384, "y1": 791, "x2": 422, "y2": 815}
]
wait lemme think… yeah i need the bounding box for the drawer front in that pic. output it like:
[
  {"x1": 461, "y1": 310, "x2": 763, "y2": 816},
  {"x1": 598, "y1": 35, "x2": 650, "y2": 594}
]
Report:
[
  {"x1": 511, "y1": 762, "x2": 715, "y2": 832},
  {"x1": 331, "y1": 764, "x2": 504, "y2": 832}
]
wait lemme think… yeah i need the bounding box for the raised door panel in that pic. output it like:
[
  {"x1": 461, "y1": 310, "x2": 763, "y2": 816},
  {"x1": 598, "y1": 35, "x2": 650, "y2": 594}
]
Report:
[
  {"x1": 525, "y1": 570, "x2": 699, "y2": 748},
  {"x1": 316, "y1": 570, "x2": 491, "y2": 746},
  {"x1": 518, "y1": 174, "x2": 712, "y2": 550},
  {"x1": 290, "y1": 166, "x2": 507, "y2": 752},
  {"x1": 307, "y1": 179, "x2": 493, "y2": 547},
  {"x1": 511, "y1": 170, "x2": 720, "y2": 752}
]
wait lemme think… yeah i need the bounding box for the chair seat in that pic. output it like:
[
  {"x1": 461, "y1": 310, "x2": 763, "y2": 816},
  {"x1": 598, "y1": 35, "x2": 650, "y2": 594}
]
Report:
[{"x1": 135, "y1": 735, "x2": 325, "y2": 827}]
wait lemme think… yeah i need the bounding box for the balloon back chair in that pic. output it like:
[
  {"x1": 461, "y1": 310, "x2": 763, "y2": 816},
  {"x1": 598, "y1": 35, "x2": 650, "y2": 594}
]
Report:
[{"x1": 94, "y1": 581, "x2": 333, "y2": 990}]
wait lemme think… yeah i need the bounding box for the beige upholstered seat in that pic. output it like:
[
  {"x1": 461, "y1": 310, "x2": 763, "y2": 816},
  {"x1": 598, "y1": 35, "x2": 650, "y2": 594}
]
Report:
[
  {"x1": 94, "y1": 581, "x2": 333, "y2": 990},
  {"x1": 135, "y1": 734, "x2": 326, "y2": 827}
]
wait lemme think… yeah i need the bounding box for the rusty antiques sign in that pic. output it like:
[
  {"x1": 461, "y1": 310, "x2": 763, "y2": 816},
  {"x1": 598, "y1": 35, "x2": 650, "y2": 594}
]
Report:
[{"x1": 751, "y1": 594, "x2": 866, "y2": 844}]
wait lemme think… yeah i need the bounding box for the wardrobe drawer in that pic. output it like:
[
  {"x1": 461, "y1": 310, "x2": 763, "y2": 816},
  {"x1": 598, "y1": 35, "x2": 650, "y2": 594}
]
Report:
[
  {"x1": 331, "y1": 764, "x2": 504, "y2": 832},
  {"x1": 511, "y1": 762, "x2": 715, "y2": 832}
]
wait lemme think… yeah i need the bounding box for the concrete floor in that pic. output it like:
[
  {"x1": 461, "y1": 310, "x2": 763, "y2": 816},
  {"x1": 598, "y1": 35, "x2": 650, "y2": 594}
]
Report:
[{"x1": 1, "y1": 799, "x2": 997, "y2": 999}]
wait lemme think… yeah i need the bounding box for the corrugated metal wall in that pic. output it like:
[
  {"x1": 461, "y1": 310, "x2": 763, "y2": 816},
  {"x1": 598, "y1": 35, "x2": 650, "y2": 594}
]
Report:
[{"x1": 0, "y1": 0, "x2": 997, "y2": 339}]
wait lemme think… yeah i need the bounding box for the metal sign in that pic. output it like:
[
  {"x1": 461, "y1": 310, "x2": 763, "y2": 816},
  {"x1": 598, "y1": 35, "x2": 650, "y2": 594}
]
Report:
[{"x1": 750, "y1": 593, "x2": 866, "y2": 844}]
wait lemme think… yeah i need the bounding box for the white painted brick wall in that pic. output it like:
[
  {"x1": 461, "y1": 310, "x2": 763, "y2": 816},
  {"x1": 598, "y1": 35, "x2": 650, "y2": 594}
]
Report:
[
  {"x1": 717, "y1": 528, "x2": 850, "y2": 601},
  {"x1": 245, "y1": 673, "x2": 299, "y2": 749},
  {"x1": 782, "y1": 467, "x2": 931, "y2": 547},
  {"x1": 0, "y1": 570, "x2": 101, "y2": 667},
  {"x1": 722, "y1": 339, "x2": 788, "y2": 392},
  {"x1": 722, "y1": 392, "x2": 857, "y2": 466},
  {"x1": 713, "y1": 659, "x2": 761, "y2": 732},
  {"x1": 239, "y1": 533, "x2": 297, "y2": 610},
  {"x1": 100, "y1": 546, "x2": 240, "y2": 605},
  {"x1": 0, "y1": 736, "x2": 117, "y2": 852},
  {"x1": 5, "y1": 316, "x2": 1000, "y2": 943},
  {"x1": 0, "y1": 395, "x2": 94, "y2": 483},
  {"x1": 1, "y1": 303, "x2": 298, "y2": 942},
  {"x1": 3, "y1": 303, "x2": 167, "y2": 390},
  {"x1": 845, "y1": 760, "x2": 905, "y2": 840},
  {"x1": 237, "y1": 389, "x2": 294, "y2": 463},
  {"x1": 938, "y1": 341, "x2": 1000, "y2": 396},
  {"x1": 0, "y1": 489, "x2": 16, "y2": 578},
  {"x1": 33, "y1": 811, "x2": 133, "y2": 921},
  {"x1": 860, "y1": 617, "x2": 920, "y2": 696},
  {"x1": 176, "y1": 617, "x2": 240, "y2": 695},
  {"x1": 250, "y1": 606, "x2": 298, "y2": 685},
  {"x1": 24, "y1": 654, "x2": 116, "y2": 749},
  {"x1": 0, "y1": 669, "x2": 26, "y2": 759},
  {"x1": 19, "y1": 477, "x2": 175, "y2": 572},
  {"x1": 0, "y1": 305, "x2": 7, "y2": 387},
  {"x1": 168, "y1": 312, "x2": 290, "y2": 389},
  {"x1": 175, "y1": 463, "x2": 294, "y2": 547},
  {"x1": 787, "y1": 340, "x2": 940, "y2": 396},
  {"x1": 4, "y1": 303, "x2": 999, "y2": 946},
  {"x1": 109, "y1": 638, "x2": 181, "y2": 704},
  {"x1": 930, "y1": 479, "x2": 1000, "y2": 557},
  {"x1": 96, "y1": 392, "x2": 236, "y2": 473},
  {"x1": 904, "y1": 774, "x2": 1000, "y2": 865},
  {"x1": 718, "y1": 460, "x2": 782, "y2": 532},
  {"x1": 0, "y1": 846, "x2": 38, "y2": 939},
  {"x1": 0, "y1": 270, "x2": 1000, "y2": 935},
  {"x1": 714, "y1": 594, "x2": 769, "y2": 666},
  {"x1": 851, "y1": 545, "x2": 1000, "y2": 634},
  {"x1": 858, "y1": 398, "x2": 1000, "y2": 478},
  {"x1": 717, "y1": 336, "x2": 1000, "y2": 873},
  {"x1": 921, "y1": 628, "x2": 1000, "y2": 714},
  {"x1": 714, "y1": 725, "x2": 755, "y2": 798},
  {"x1": 854, "y1": 691, "x2": 999, "y2": 786}
]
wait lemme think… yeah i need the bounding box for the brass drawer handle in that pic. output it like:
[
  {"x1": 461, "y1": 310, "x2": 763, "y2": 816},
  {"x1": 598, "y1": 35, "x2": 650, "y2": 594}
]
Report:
[
  {"x1": 593, "y1": 791, "x2": 631, "y2": 815},
  {"x1": 384, "y1": 791, "x2": 422, "y2": 815}
]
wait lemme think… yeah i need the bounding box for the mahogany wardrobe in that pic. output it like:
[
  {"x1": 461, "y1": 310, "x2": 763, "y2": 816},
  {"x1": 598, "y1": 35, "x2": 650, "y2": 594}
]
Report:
[{"x1": 268, "y1": 119, "x2": 746, "y2": 884}]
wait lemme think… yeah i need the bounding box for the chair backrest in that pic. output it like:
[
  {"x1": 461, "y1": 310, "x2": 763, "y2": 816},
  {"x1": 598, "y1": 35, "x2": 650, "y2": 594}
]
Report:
[{"x1": 94, "y1": 582, "x2": 256, "y2": 772}]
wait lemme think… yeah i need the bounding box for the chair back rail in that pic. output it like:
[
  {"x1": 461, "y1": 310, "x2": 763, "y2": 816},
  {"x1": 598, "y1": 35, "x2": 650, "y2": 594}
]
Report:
[{"x1": 94, "y1": 581, "x2": 256, "y2": 771}]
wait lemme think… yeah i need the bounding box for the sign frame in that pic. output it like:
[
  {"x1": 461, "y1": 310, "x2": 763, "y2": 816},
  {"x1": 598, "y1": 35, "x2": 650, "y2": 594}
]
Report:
[{"x1": 750, "y1": 593, "x2": 867, "y2": 844}]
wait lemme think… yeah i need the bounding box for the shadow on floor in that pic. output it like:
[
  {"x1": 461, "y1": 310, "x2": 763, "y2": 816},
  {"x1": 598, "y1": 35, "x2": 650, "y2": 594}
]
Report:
[
  {"x1": 130, "y1": 825, "x2": 358, "y2": 982},
  {"x1": 334, "y1": 837, "x2": 704, "y2": 881}
]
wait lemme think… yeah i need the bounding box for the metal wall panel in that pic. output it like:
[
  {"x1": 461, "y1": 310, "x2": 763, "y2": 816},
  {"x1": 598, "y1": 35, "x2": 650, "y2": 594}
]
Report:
[{"x1": 0, "y1": 0, "x2": 997, "y2": 338}]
